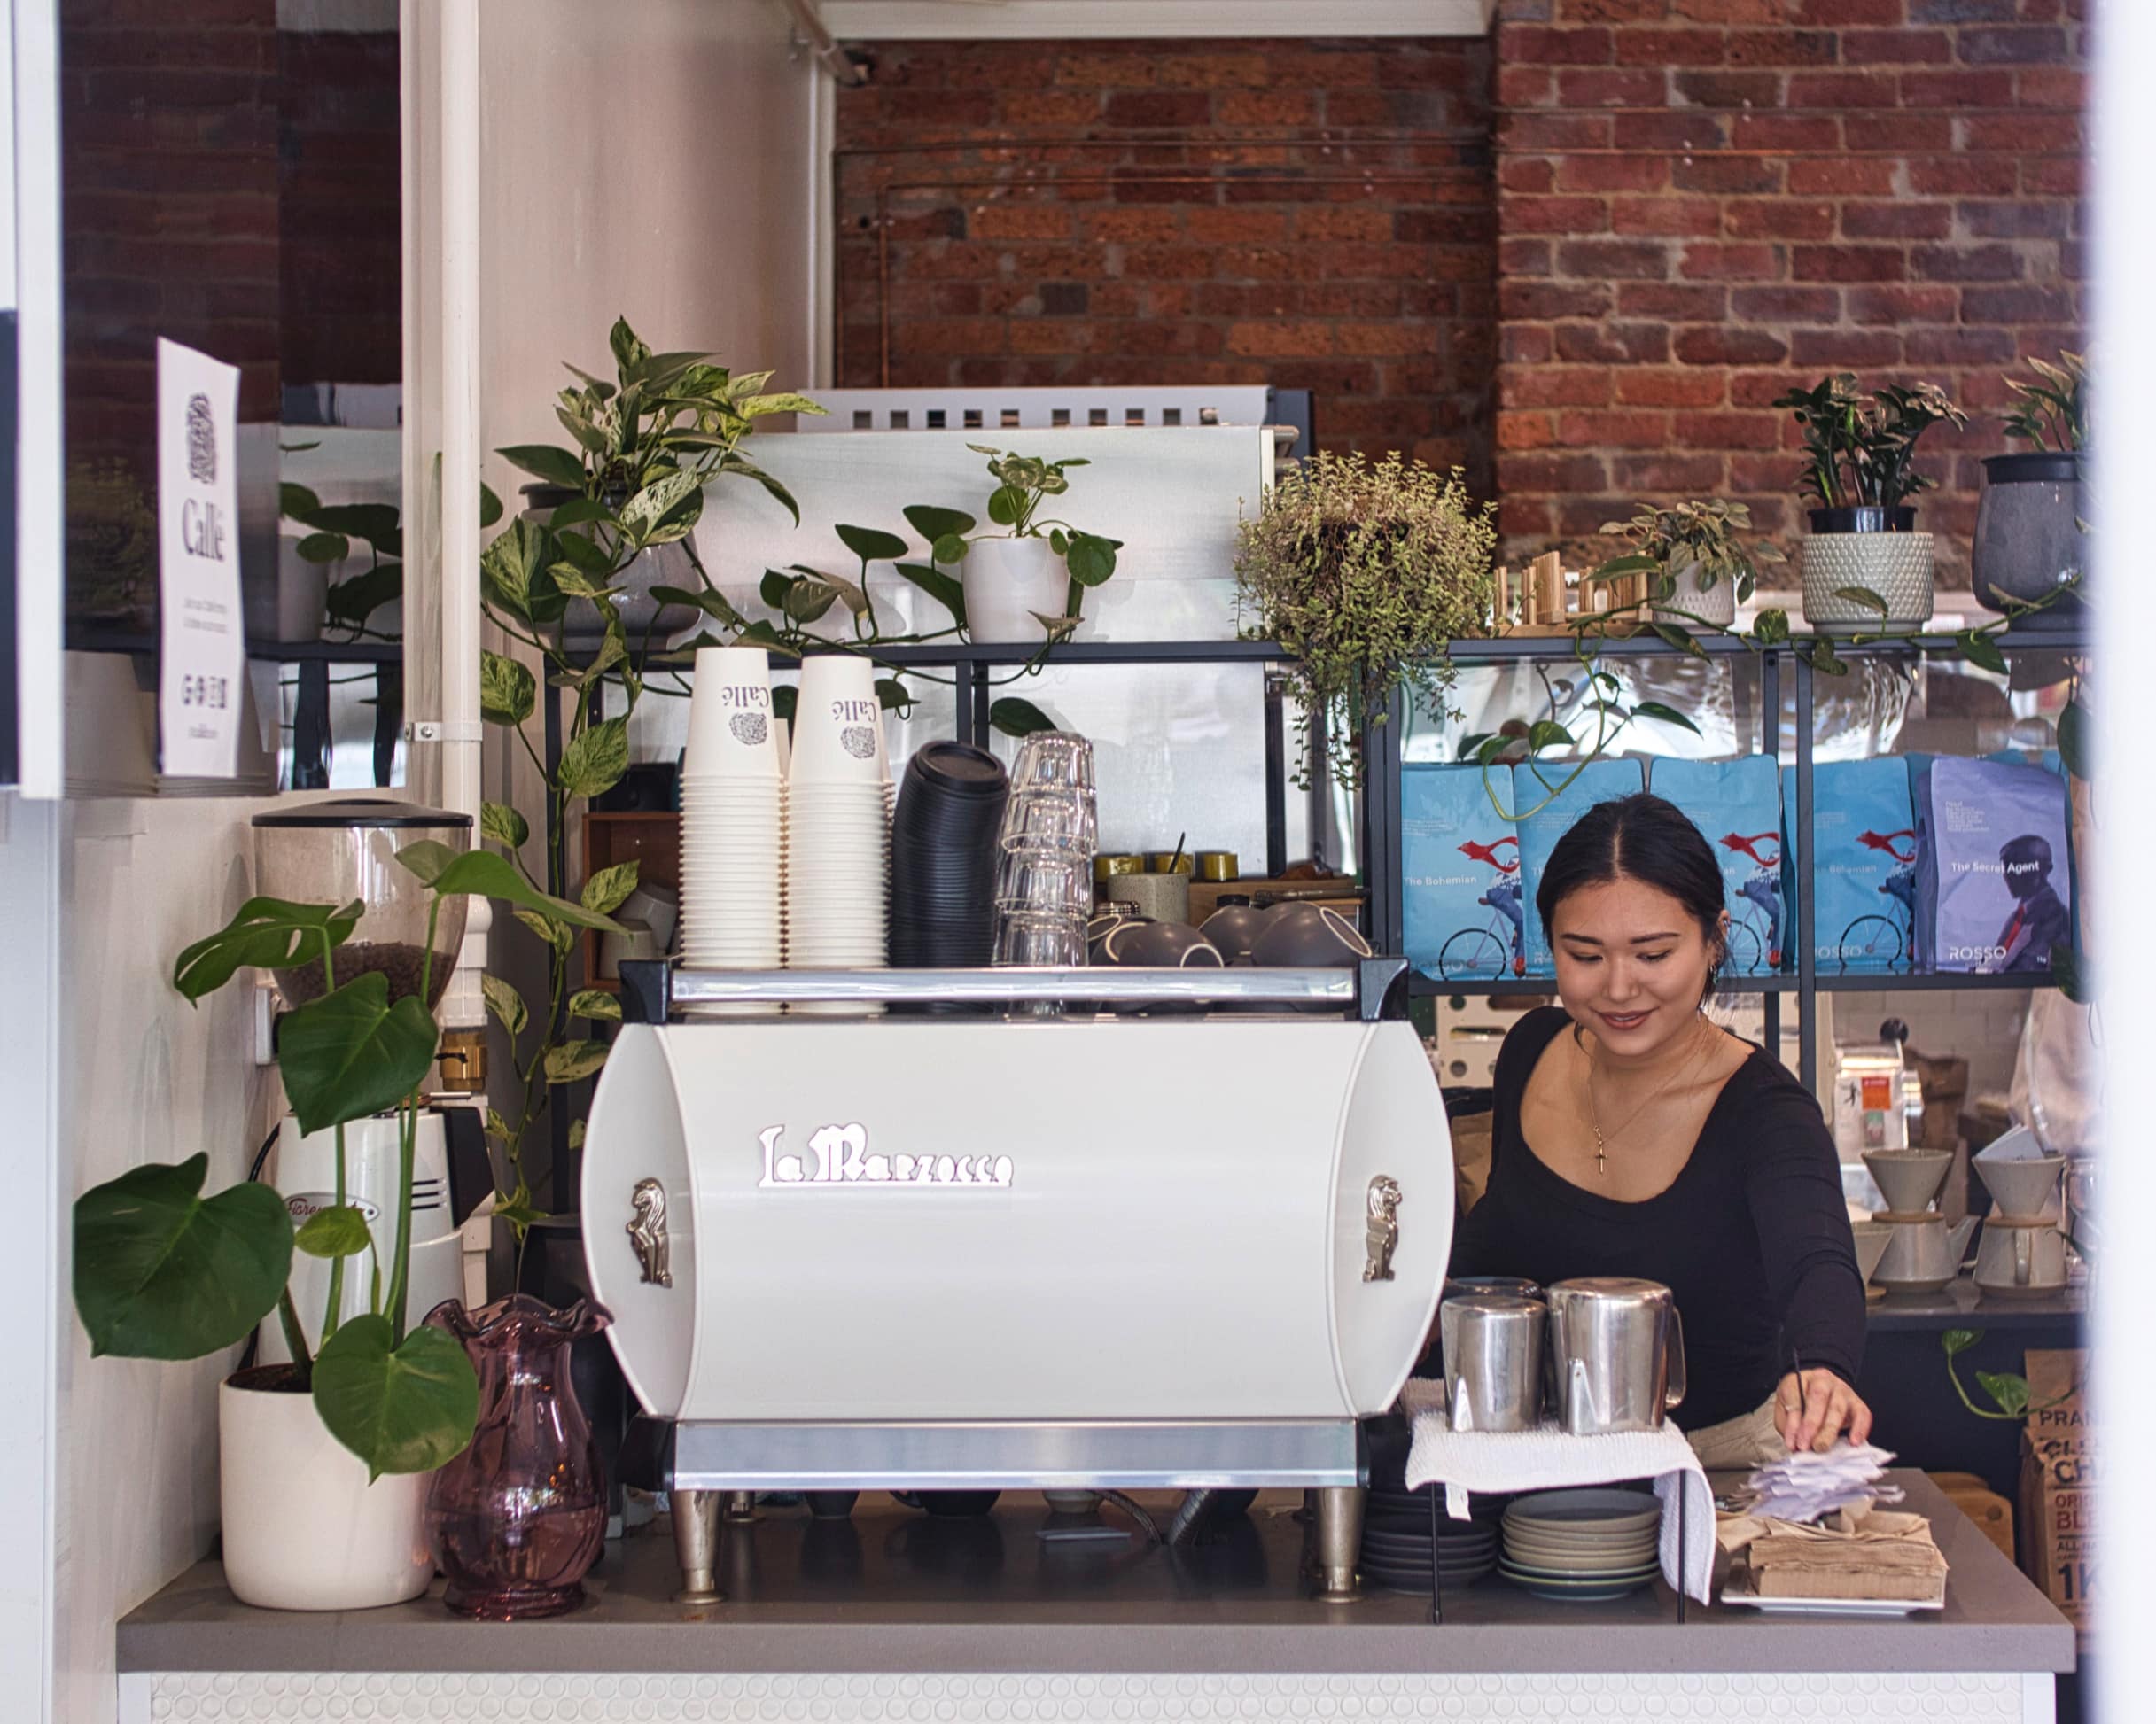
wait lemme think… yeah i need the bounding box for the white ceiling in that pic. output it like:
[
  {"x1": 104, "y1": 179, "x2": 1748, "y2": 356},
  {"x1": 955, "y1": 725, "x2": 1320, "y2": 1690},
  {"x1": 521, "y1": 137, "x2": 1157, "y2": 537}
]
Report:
[{"x1": 815, "y1": 1, "x2": 1496, "y2": 41}]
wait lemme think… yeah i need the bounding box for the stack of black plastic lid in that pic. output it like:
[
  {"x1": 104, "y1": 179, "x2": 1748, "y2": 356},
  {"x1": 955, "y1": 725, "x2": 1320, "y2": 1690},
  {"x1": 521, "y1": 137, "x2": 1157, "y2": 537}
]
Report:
[{"x1": 890, "y1": 742, "x2": 1010, "y2": 972}]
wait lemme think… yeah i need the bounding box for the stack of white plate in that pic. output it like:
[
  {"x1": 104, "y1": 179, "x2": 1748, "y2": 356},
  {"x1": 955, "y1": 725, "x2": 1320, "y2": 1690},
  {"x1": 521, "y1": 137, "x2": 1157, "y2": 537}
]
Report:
[
  {"x1": 678, "y1": 647, "x2": 784, "y2": 1014},
  {"x1": 1498, "y1": 1488, "x2": 1663, "y2": 1603},
  {"x1": 786, "y1": 655, "x2": 892, "y2": 1017}
]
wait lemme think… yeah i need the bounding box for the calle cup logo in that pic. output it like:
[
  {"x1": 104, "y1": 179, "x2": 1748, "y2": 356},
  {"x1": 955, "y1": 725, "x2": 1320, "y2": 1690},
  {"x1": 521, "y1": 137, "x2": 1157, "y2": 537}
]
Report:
[{"x1": 759, "y1": 1122, "x2": 1014, "y2": 1190}]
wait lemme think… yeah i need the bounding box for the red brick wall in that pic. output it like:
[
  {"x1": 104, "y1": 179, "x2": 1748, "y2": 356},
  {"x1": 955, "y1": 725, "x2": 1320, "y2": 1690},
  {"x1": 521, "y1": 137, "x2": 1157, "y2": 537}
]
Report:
[
  {"x1": 1492, "y1": 0, "x2": 2088, "y2": 581},
  {"x1": 279, "y1": 29, "x2": 402, "y2": 388},
  {"x1": 833, "y1": 38, "x2": 1498, "y2": 485},
  {"x1": 62, "y1": 0, "x2": 281, "y2": 626}
]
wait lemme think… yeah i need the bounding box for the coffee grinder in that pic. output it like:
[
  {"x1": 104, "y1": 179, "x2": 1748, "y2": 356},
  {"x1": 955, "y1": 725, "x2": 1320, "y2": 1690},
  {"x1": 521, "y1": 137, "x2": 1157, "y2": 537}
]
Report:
[{"x1": 250, "y1": 799, "x2": 494, "y2": 1359}]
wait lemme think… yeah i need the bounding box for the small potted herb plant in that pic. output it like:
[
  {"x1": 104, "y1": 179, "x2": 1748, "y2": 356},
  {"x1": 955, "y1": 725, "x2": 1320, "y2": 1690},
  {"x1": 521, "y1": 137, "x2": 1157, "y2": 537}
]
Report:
[
  {"x1": 1774, "y1": 374, "x2": 1966, "y2": 633},
  {"x1": 928, "y1": 445, "x2": 1121, "y2": 644},
  {"x1": 1973, "y1": 352, "x2": 2086, "y2": 626},
  {"x1": 1234, "y1": 451, "x2": 1496, "y2": 790},
  {"x1": 1592, "y1": 499, "x2": 1785, "y2": 630}
]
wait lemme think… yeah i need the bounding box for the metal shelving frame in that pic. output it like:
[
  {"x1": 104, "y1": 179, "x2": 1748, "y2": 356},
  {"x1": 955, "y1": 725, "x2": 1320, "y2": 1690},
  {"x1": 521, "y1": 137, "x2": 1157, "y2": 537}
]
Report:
[
  {"x1": 1366, "y1": 625, "x2": 2087, "y2": 1093},
  {"x1": 543, "y1": 621, "x2": 2082, "y2": 1193}
]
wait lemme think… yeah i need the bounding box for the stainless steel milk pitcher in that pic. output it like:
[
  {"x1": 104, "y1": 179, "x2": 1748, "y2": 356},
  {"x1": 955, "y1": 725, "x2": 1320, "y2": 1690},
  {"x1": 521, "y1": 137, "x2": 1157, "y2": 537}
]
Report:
[{"x1": 1546, "y1": 1278, "x2": 1687, "y2": 1435}]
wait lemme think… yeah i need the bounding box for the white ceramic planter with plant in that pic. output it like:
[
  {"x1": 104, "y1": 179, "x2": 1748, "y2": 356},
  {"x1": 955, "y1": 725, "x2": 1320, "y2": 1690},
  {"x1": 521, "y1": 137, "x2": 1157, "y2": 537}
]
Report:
[
  {"x1": 1775, "y1": 374, "x2": 1966, "y2": 636},
  {"x1": 1972, "y1": 352, "x2": 2087, "y2": 630},
  {"x1": 71, "y1": 853, "x2": 619, "y2": 1611},
  {"x1": 930, "y1": 445, "x2": 1122, "y2": 646},
  {"x1": 1591, "y1": 498, "x2": 1783, "y2": 634}
]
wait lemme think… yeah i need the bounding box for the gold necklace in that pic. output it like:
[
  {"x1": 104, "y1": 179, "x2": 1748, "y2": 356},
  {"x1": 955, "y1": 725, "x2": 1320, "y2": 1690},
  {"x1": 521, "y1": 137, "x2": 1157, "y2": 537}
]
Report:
[{"x1": 1582, "y1": 1016, "x2": 1713, "y2": 1177}]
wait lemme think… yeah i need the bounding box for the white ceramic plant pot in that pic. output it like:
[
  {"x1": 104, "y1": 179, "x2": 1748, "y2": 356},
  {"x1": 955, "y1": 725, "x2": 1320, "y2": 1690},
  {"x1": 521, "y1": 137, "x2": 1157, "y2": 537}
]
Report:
[
  {"x1": 1651, "y1": 576, "x2": 1736, "y2": 630},
  {"x1": 1801, "y1": 532, "x2": 1934, "y2": 635},
  {"x1": 220, "y1": 1370, "x2": 434, "y2": 1611},
  {"x1": 962, "y1": 537, "x2": 1071, "y2": 644}
]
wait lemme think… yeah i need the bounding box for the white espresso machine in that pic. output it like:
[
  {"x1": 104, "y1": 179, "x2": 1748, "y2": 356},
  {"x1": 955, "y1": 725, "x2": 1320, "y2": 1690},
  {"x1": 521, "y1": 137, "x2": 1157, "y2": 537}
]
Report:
[{"x1": 581, "y1": 958, "x2": 1452, "y2": 1604}]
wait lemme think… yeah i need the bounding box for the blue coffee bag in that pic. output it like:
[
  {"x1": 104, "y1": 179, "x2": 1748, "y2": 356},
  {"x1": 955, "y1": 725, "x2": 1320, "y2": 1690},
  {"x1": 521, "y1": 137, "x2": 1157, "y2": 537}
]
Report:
[
  {"x1": 1649, "y1": 756, "x2": 1786, "y2": 975},
  {"x1": 1794, "y1": 757, "x2": 1919, "y2": 974},
  {"x1": 1512, "y1": 758, "x2": 1646, "y2": 975},
  {"x1": 1914, "y1": 756, "x2": 2072, "y2": 975},
  {"x1": 1403, "y1": 765, "x2": 1524, "y2": 982}
]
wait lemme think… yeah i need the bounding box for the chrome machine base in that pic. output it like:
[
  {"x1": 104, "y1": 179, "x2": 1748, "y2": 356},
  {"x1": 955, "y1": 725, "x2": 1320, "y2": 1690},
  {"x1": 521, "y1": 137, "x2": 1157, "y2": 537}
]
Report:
[{"x1": 665, "y1": 1419, "x2": 1368, "y2": 1605}]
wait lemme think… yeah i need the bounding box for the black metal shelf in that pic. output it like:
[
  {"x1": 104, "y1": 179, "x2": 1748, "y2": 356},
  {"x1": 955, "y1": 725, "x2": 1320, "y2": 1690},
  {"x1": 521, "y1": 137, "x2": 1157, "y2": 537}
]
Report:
[
  {"x1": 1408, "y1": 969, "x2": 2051, "y2": 1000},
  {"x1": 66, "y1": 629, "x2": 404, "y2": 664},
  {"x1": 1409, "y1": 973, "x2": 1794, "y2": 998},
  {"x1": 841, "y1": 639, "x2": 1287, "y2": 667}
]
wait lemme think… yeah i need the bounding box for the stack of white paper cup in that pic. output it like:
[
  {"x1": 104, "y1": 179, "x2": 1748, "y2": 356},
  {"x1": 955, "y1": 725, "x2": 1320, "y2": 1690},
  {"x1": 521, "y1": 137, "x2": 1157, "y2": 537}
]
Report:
[
  {"x1": 786, "y1": 655, "x2": 892, "y2": 1016},
  {"x1": 679, "y1": 648, "x2": 785, "y2": 1012}
]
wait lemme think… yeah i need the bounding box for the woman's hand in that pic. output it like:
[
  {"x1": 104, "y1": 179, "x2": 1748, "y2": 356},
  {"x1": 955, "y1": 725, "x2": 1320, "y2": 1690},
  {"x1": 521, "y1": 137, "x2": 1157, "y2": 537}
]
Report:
[{"x1": 1774, "y1": 1369, "x2": 1872, "y2": 1453}]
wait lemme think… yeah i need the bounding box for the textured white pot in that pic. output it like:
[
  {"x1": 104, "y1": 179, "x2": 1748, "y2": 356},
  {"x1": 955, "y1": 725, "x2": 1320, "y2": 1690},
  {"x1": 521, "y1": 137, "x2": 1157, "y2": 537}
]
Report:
[
  {"x1": 1651, "y1": 574, "x2": 1737, "y2": 629},
  {"x1": 1801, "y1": 532, "x2": 1934, "y2": 635},
  {"x1": 962, "y1": 537, "x2": 1070, "y2": 644},
  {"x1": 220, "y1": 1371, "x2": 433, "y2": 1611}
]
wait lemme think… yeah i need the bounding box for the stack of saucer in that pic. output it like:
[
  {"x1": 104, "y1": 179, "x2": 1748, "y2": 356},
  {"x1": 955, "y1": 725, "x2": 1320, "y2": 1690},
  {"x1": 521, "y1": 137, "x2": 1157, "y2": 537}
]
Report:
[
  {"x1": 1359, "y1": 1489, "x2": 1500, "y2": 1593},
  {"x1": 1498, "y1": 1488, "x2": 1663, "y2": 1603},
  {"x1": 786, "y1": 655, "x2": 892, "y2": 1016},
  {"x1": 678, "y1": 647, "x2": 784, "y2": 1013}
]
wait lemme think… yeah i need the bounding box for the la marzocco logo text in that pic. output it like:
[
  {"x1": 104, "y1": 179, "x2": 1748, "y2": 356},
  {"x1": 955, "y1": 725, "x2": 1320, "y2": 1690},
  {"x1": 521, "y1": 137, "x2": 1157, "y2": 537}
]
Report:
[{"x1": 758, "y1": 1123, "x2": 1014, "y2": 1190}]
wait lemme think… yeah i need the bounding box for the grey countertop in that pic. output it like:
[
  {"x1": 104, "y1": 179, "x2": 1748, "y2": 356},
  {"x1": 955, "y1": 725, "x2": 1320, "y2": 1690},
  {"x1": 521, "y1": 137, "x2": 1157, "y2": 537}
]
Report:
[{"x1": 120, "y1": 1472, "x2": 2072, "y2": 1677}]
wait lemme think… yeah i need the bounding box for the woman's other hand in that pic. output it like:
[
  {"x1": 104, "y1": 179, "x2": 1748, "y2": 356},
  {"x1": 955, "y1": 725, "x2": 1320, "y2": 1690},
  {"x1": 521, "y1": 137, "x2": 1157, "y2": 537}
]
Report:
[{"x1": 1774, "y1": 1368, "x2": 1872, "y2": 1453}]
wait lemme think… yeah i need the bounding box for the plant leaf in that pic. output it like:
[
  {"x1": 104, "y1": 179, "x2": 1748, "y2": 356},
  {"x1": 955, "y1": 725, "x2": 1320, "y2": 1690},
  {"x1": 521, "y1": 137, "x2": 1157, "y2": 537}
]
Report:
[
  {"x1": 782, "y1": 578, "x2": 839, "y2": 625},
  {"x1": 1959, "y1": 630, "x2": 2010, "y2": 677},
  {"x1": 1974, "y1": 1370, "x2": 2032, "y2": 1418},
  {"x1": 894, "y1": 562, "x2": 967, "y2": 627},
  {"x1": 1941, "y1": 1327, "x2": 1981, "y2": 1358},
  {"x1": 515, "y1": 907, "x2": 575, "y2": 957},
  {"x1": 1650, "y1": 621, "x2": 1708, "y2": 659},
  {"x1": 619, "y1": 470, "x2": 704, "y2": 545},
  {"x1": 1833, "y1": 585, "x2": 1891, "y2": 618},
  {"x1": 569, "y1": 989, "x2": 623, "y2": 1021},
  {"x1": 496, "y1": 444, "x2": 588, "y2": 490},
  {"x1": 557, "y1": 717, "x2": 630, "y2": 801},
  {"x1": 277, "y1": 975, "x2": 440, "y2": 1137},
  {"x1": 481, "y1": 973, "x2": 527, "y2": 1038},
  {"x1": 479, "y1": 649, "x2": 535, "y2": 728},
  {"x1": 1527, "y1": 719, "x2": 1575, "y2": 751},
  {"x1": 72, "y1": 1153, "x2": 292, "y2": 1360},
  {"x1": 989, "y1": 695, "x2": 1058, "y2": 736},
  {"x1": 903, "y1": 504, "x2": 975, "y2": 545},
  {"x1": 581, "y1": 860, "x2": 640, "y2": 915},
  {"x1": 545, "y1": 1039, "x2": 611, "y2": 1085},
  {"x1": 835, "y1": 524, "x2": 908, "y2": 564},
  {"x1": 406, "y1": 845, "x2": 625, "y2": 932},
  {"x1": 2056, "y1": 697, "x2": 2089, "y2": 780},
  {"x1": 932, "y1": 533, "x2": 970, "y2": 565},
  {"x1": 479, "y1": 483, "x2": 503, "y2": 530},
  {"x1": 479, "y1": 517, "x2": 550, "y2": 622},
  {"x1": 311, "y1": 1316, "x2": 479, "y2": 1481},
  {"x1": 296, "y1": 531, "x2": 351, "y2": 564},
  {"x1": 479, "y1": 800, "x2": 529, "y2": 851},
  {"x1": 1066, "y1": 536, "x2": 1117, "y2": 586},
  {"x1": 650, "y1": 585, "x2": 745, "y2": 630},
  {"x1": 281, "y1": 482, "x2": 323, "y2": 523},
  {"x1": 324, "y1": 563, "x2": 401, "y2": 627},
  {"x1": 1632, "y1": 700, "x2": 1702, "y2": 735},
  {"x1": 1031, "y1": 611, "x2": 1080, "y2": 643},
  {"x1": 295, "y1": 1205, "x2": 376, "y2": 1262},
  {"x1": 173, "y1": 897, "x2": 361, "y2": 1003}
]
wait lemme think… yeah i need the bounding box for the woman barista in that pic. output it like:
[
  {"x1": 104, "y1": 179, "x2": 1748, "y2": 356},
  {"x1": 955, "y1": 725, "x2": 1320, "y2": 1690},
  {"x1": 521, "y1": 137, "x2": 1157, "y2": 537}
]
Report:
[{"x1": 1450, "y1": 793, "x2": 1871, "y2": 1464}]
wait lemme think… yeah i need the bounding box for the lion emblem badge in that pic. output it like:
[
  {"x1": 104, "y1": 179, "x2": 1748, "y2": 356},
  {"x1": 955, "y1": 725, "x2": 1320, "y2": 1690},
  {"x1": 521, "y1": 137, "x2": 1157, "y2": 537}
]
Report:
[
  {"x1": 184, "y1": 392, "x2": 216, "y2": 484},
  {"x1": 1363, "y1": 1175, "x2": 1402, "y2": 1283}
]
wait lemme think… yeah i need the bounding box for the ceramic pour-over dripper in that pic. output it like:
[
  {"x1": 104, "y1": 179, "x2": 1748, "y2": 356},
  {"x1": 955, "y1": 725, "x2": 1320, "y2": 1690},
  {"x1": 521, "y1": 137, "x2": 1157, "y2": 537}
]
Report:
[
  {"x1": 1863, "y1": 1147, "x2": 1953, "y2": 1215},
  {"x1": 1974, "y1": 1153, "x2": 2068, "y2": 1222},
  {"x1": 1850, "y1": 1221, "x2": 1895, "y2": 1285}
]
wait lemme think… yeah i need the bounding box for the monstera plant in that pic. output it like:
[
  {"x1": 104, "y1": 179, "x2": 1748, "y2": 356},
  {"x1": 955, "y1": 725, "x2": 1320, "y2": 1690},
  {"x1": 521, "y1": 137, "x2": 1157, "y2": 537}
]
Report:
[{"x1": 72, "y1": 848, "x2": 621, "y2": 1482}]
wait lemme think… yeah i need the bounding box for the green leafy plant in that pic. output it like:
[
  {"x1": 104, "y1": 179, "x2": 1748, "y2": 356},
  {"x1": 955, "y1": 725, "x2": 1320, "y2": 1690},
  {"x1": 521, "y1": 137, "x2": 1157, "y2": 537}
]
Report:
[
  {"x1": 921, "y1": 446, "x2": 1124, "y2": 633},
  {"x1": 72, "y1": 861, "x2": 623, "y2": 1479},
  {"x1": 1773, "y1": 374, "x2": 1967, "y2": 515},
  {"x1": 1234, "y1": 452, "x2": 1496, "y2": 791},
  {"x1": 282, "y1": 485, "x2": 506, "y2": 642},
  {"x1": 1941, "y1": 1329, "x2": 2079, "y2": 1423},
  {"x1": 1592, "y1": 499, "x2": 1786, "y2": 619},
  {"x1": 478, "y1": 319, "x2": 821, "y2": 1231},
  {"x1": 2002, "y1": 352, "x2": 2088, "y2": 454}
]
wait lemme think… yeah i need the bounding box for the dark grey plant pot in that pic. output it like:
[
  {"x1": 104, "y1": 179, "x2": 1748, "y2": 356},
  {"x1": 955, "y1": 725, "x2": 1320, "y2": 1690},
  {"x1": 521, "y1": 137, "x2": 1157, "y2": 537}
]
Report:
[
  {"x1": 1807, "y1": 506, "x2": 1917, "y2": 534},
  {"x1": 1973, "y1": 453, "x2": 2085, "y2": 629},
  {"x1": 522, "y1": 484, "x2": 700, "y2": 645}
]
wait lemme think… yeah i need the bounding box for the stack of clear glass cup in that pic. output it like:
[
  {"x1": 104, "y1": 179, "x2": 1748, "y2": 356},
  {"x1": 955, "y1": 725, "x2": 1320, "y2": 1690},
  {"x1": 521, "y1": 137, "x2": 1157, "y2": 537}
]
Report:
[
  {"x1": 992, "y1": 734, "x2": 1097, "y2": 993},
  {"x1": 678, "y1": 647, "x2": 784, "y2": 1017},
  {"x1": 785, "y1": 655, "x2": 894, "y2": 1018}
]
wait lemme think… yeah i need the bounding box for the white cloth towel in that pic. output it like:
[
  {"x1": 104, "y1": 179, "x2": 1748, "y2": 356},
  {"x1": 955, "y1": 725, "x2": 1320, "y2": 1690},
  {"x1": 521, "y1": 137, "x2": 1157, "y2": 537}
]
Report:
[{"x1": 1400, "y1": 1378, "x2": 1715, "y2": 1604}]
